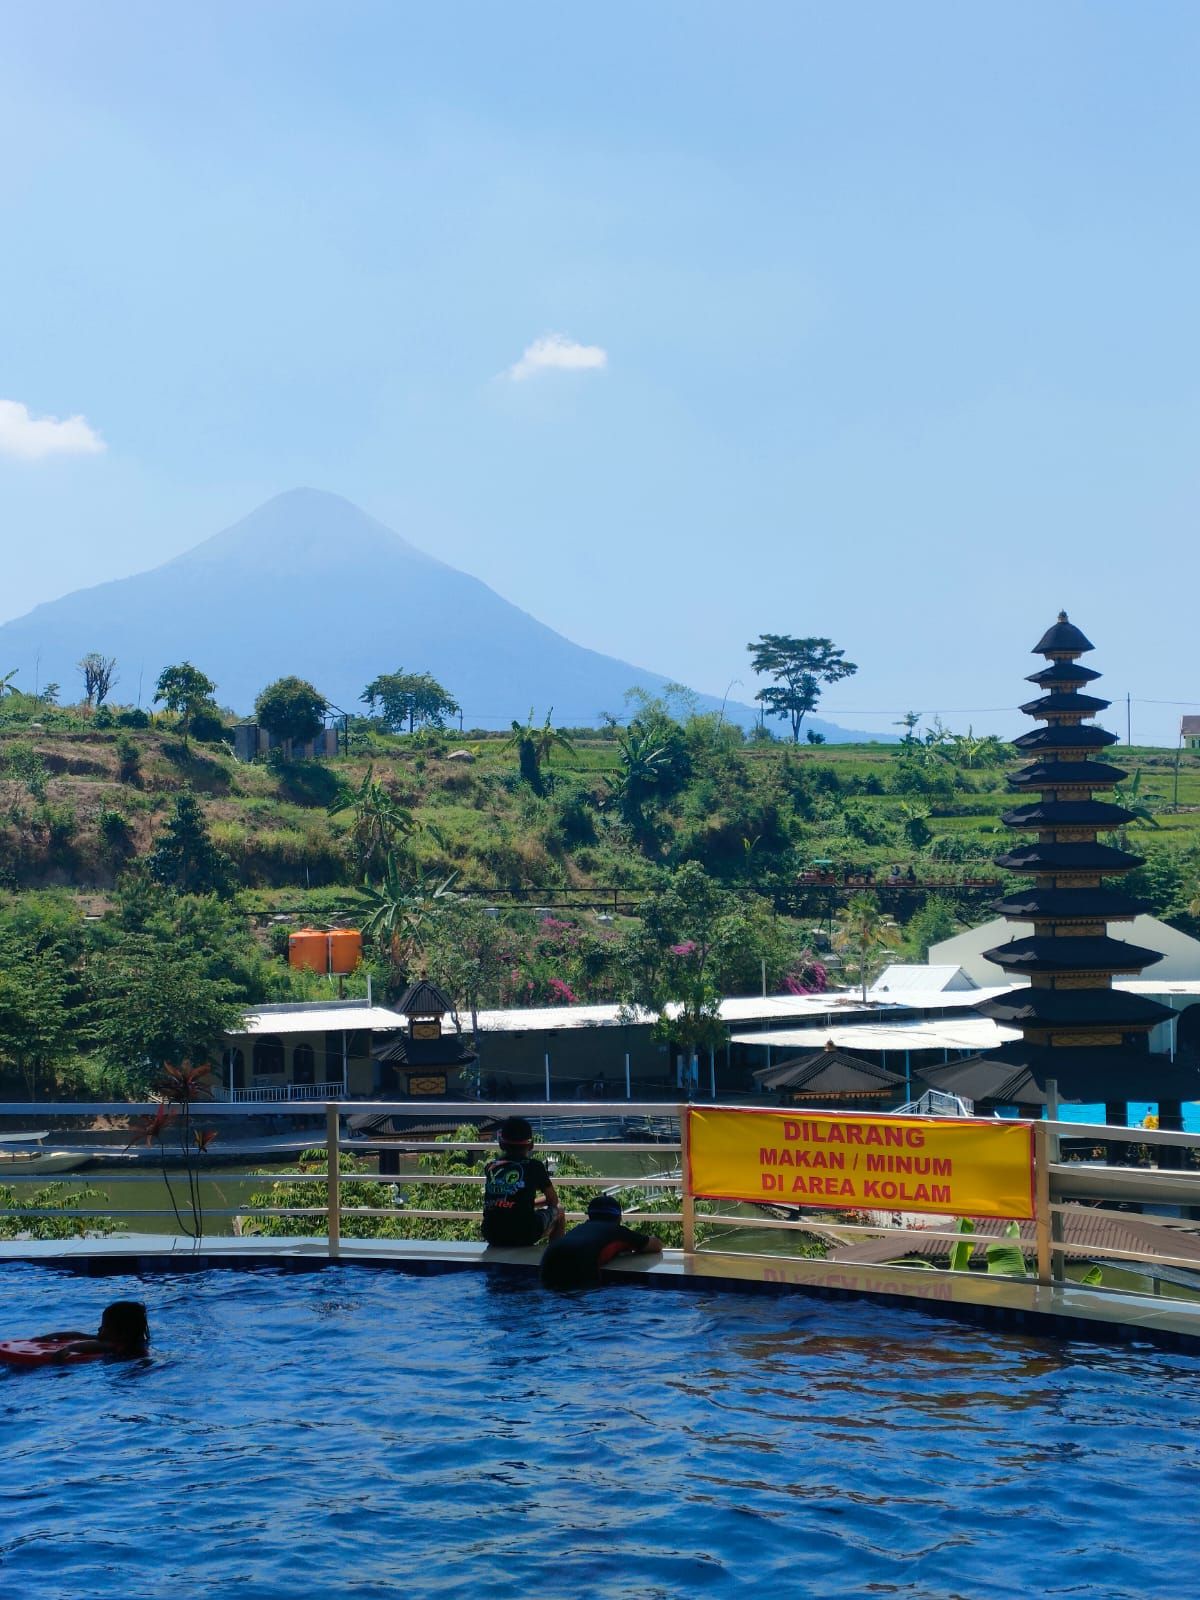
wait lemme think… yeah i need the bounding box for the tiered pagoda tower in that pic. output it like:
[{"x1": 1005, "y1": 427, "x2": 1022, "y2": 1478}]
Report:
[{"x1": 972, "y1": 613, "x2": 1196, "y2": 1132}]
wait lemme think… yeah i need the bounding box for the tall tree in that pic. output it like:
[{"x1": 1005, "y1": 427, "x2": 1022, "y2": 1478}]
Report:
[
  {"x1": 617, "y1": 863, "x2": 739, "y2": 1087},
  {"x1": 833, "y1": 893, "x2": 901, "y2": 1002},
  {"x1": 255, "y1": 676, "x2": 327, "y2": 746},
  {"x1": 746, "y1": 636, "x2": 857, "y2": 742},
  {"x1": 361, "y1": 670, "x2": 459, "y2": 733},
  {"x1": 149, "y1": 791, "x2": 237, "y2": 897},
  {"x1": 89, "y1": 937, "x2": 243, "y2": 1093},
  {"x1": 77, "y1": 652, "x2": 118, "y2": 707},
  {"x1": 0, "y1": 942, "x2": 71, "y2": 1099},
  {"x1": 154, "y1": 661, "x2": 217, "y2": 747}
]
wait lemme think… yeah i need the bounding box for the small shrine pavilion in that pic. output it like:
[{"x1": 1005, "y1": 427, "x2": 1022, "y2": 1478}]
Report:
[
  {"x1": 373, "y1": 978, "x2": 477, "y2": 1099},
  {"x1": 966, "y1": 613, "x2": 1200, "y2": 1131},
  {"x1": 753, "y1": 1043, "x2": 906, "y2": 1108}
]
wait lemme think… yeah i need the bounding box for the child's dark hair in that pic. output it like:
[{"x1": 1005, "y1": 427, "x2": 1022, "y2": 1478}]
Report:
[
  {"x1": 100, "y1": 1301, "x2": 150, "y2": 1349},
  {"x1": 497, "y1": 1115, "x2": 534, "y2": 1152}
]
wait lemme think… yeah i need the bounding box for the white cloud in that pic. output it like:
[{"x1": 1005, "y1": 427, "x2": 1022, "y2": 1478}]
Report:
[
  {"x1": 507, "y1": 333, "x2": 608, "y2": 382},
  {"x1": 0, "y1": 399, "x2": 106, "y2": 461}
]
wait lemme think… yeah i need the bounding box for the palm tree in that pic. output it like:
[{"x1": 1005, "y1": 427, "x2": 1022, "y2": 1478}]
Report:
[
  {"x1": 361, "y1": 863, "x2": 459, "y2": 977},
  {"x1": 328, "y1": 766, "x2": 415, "y2": 876},
  {"x1": 608, "y1": 722, "x2": 671, "y2": 831},
  {"x1": 834, "y1": 893, "x2": 901, "y2": 1002},
  {"x1": 504, "y1": 709, "x2": 576, "y2": 795}
]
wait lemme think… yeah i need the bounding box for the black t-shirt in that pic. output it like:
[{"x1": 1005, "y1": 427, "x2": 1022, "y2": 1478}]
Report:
[
  {"x1": 539, "y1": 1219, "x2": 651, "y2": 1289},
  {"x1": 481, "y1": 1154, "x2": 552, "y2": 1245}
]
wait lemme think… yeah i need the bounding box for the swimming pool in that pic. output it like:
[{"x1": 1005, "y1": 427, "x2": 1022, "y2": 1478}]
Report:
[{"x1": 0, "y1": 1264, "x2": 1196, "y2": 1599}]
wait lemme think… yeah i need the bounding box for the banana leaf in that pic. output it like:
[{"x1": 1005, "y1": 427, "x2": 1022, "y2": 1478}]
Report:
[
  {"x1": 985, "y1": 1220, "x2": 1028, "y2": 1278},
  {"x1": 948, "y1": 1217, "x2": 975, "y2": 1273}
]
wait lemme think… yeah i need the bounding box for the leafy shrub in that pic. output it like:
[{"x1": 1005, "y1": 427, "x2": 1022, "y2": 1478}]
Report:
[
  {"x1": 99, "y1": 806, "x2": 134, "y2": 855},
  {"x1": 116, "y1": 735, "x2": 142, "y2": 785}
]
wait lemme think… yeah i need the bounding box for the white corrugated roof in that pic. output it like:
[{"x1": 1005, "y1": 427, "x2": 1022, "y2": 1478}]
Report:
[
  {"x1": 471, "y1": 992, "x2": 884, "y2": 1034},
  {"x1": 869, "y1": 964, "x2": 977, "y2": 996},
  {"x1": 232, "y1": 1003, "x2": 407, "y2": 1036},
  {"x1": 730, "y1": 1016, "x2": 1020, "y2": 1054}
]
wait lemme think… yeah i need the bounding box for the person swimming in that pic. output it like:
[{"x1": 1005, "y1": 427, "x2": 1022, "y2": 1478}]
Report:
[{"x1": 0, "y1": 1300, "x2": 150, "y2": 1365}]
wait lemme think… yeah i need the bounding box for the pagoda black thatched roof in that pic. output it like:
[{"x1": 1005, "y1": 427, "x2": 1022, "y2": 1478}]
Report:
[
  {"x1": 1025, "y1": 660, "x2": 1102, "y2": 687},
  {"x1": 994, "y1": 841, "x2": 1143, "y2": 874},
  {"x1": 982, "y1": 935, "x2": 1163, "y2": 975},
  {"x1": 395, "y1": 978, "x2": 456, "y2": 1018},
  {"x1": 1001, "y1": 799, "x2": 1135, "y2": 830},
  {"x1": 373, "y1": 1033, "x2": 477, "y2": 1067},
  {"x1": 1007, "y1": 760, "x2": 1127, "y2": 790},
  {"x1": 977, "y1": 988, "x2": 1175, "y2": 1028},
  {"x1": 936, "y1": 1043, "x2": 1200, "y2": 1104},
  {"x1": 1012, "y1": 724, "x2": 1119, "y2": 752},
  {"x1": 754, "y1": 1046, "x2": 905, "y2": 1098},
  {"x1": 992, "y1": 887, "x2": 1145, "y2": 921},
  {"x1": 1018, "y1": 690, "x2": 1111, "y2": 718},
  {"x1": 1033, "y1": 612, "x2": 1095, "y2": 655}
]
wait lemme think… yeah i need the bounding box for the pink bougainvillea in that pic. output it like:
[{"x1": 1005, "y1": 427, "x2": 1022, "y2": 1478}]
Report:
[
  {"x1": 547, "y1": 977, "x2": 578, "y2": 1005},
  {"x1": 669, "y1": 941, "x2": 697, "y2": 957},
  {"x1": 784, "y1": 959, "x2": 829, "y2": 996}
]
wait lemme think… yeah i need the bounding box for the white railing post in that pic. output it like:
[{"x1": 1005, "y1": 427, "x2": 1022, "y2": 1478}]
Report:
[
  {"x1": 679, "y1": 1103, "x2": 696, "y2": 1255},
  {"x1": 326, "y1": 1102, "x2": 341, "y2": 1257},
  {"x1": 1033, "y1": 1120, "x2": 1052, "y2": 1286}
]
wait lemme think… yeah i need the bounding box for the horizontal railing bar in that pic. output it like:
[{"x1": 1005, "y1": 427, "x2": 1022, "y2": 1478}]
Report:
[
  {"x1": 345, "y1": 1141, "x2": 683, "y2": 1154},
  {"x1": 1, "y1": 1207, "x2": 337, "y2": 1219},
  {"x1": 0, "y1": 1101, "x2": 686, "y2": 1117},
  {"x1": 1046, "y1": 1119, "x2": 1200, "y2": 1149}
]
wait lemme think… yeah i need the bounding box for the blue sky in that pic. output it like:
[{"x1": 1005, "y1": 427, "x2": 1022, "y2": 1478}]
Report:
[{"x1": 2, "y1": 2, "x2": 1198, "y2": 742}]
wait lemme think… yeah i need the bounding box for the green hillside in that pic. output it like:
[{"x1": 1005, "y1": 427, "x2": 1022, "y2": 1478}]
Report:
[{"x1": 1, "y1": 696, "x2": 1198, "y2": 1099}]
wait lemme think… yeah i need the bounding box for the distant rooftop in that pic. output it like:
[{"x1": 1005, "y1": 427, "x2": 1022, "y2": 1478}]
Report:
[{"x1": 868, "y1": 964, "x2": 977, "y2": 997}]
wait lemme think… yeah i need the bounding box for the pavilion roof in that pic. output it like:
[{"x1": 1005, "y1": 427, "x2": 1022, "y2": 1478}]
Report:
[
  {"x1": 981, "y1": 935, "x2": 1163, "y2": 975},
  {"x1": 1012, "y1": 724, "x2": 1120, "y2": 752},
  {"x1": 1007, "y1": 760, "x2": 1126, "y2": 790},
  {"x1": 1025, "y1": 661, "x2": 1102, "y2": 687},
  {"x1": 1018, "y1": 691, "x2": 1111, "y2": 718},
  {"x1": 373, "y1": 1033, "x2": 477, "y2": 1067},
  {"x1": 991, "y1": 887, "x2": 1145, "y2": 921},
  {"x1": 1001, "y1": 798, "x2": 1135, "y2": 830},
  {"x1": 994, "y1": 841, "x2": 1143, "y2": 874},
  {"x1": 932, "y1": 1043, "x2": 1200, "y2": 1103},
  {"x1": 753, "y1": 1045, "x2": 906, "y2": 1096},
  {"x1": 977, "y1": 988, "x2": 1175, "y2": 1029},
  {"x1": 394, "y1": 978, "x2": 456, "y2": 1018},
  {"x1": 1033, "y1": 612, "x2": 1095, "y2": 655}
]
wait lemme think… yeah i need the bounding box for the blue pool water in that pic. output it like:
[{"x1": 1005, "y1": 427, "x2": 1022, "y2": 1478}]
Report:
[
  {"x1": 1054, "y1": 1100, "x2": 1200, "y2": 1132},
  {"x1": 0, "y1": 1264, "x2": 1197, "y2": 1600}
]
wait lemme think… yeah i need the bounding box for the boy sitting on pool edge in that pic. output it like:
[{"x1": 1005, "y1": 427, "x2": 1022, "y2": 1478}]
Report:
[
  {"x1": 540, "y1": 1195, "x2": 663, "y2": 1290},
  {"x1": 481, "y1": 1116, "x2": 566, "y2": 1249}
]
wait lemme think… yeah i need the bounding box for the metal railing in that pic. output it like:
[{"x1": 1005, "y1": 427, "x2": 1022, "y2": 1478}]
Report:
[
  {"x1": 219, "y1": 1082, "x2": 346, "y2": 1103},
  {"x1": 1, "y1": 1101, "x2": 1200, "y2": 1308}
]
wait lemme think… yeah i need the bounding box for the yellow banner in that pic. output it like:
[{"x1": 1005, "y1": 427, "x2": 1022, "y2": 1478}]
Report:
[{"x1": 688, "y1": 1107, "x2": 1035, "y2": 1220}]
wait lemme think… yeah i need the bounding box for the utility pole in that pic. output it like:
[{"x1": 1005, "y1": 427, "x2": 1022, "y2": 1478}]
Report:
[{"x1": 1126, "y1": 692, "x2": 1131, "y2": 747}]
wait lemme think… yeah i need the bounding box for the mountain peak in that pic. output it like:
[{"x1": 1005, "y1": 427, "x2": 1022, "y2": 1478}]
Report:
[{"x1": 169, "y1": 488, "x2": 441, "y2": 577}]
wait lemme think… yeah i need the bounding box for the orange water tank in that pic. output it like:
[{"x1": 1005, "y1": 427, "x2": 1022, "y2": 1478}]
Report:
[
  {"x1": 327, "y1": 929, "x2": 363, "y2": 974},
  {"x1": 288, "y1": 928, "x2": 329, "y2": 973}
]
